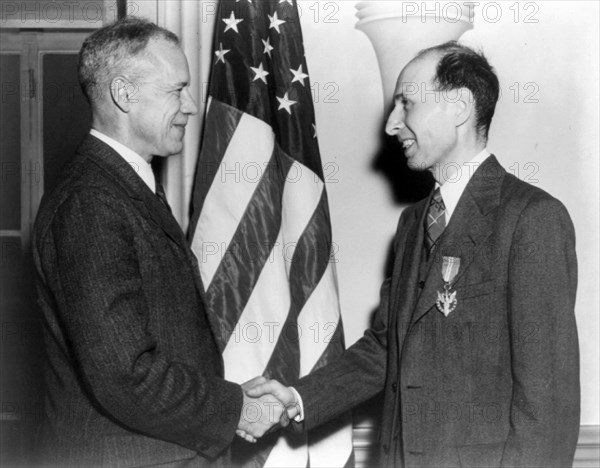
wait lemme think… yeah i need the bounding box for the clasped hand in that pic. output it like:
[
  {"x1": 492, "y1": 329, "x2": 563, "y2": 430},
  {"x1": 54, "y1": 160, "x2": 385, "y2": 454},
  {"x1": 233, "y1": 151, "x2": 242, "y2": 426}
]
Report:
[{"x1": 236, "y1": 376, "x2": 299, "y2": 443}]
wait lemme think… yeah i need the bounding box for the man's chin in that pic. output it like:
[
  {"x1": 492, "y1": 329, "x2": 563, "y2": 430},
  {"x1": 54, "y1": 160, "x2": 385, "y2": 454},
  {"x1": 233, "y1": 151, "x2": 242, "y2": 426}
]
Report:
[
  {"x1": 158, "y1": 143, "x2": 184, "y2": 157},
  {"x1": 406, "y1": 159, "x2": 428, "y2": 172}
]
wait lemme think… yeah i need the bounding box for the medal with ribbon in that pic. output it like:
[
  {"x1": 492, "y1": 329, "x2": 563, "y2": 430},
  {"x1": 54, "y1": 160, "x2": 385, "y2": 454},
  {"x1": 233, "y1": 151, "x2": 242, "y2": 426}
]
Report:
[{"x1": 436, "y1": 256, "x2": 460, "y2": 317}]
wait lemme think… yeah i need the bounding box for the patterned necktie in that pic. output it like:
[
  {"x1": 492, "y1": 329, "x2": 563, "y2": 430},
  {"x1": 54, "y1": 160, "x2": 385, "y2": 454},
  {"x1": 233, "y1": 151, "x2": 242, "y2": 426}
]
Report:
[
  {"x1": 155, "y1": 181, "x2": 172, "y2": 213},
  {"x1": 425, "y1": 188, "x2": 446, "y2": 252}
]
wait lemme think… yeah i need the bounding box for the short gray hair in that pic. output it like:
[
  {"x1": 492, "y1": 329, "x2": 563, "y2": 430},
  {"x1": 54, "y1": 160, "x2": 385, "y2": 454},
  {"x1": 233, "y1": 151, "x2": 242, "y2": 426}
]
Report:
[{"x1": 78, "y1": 16, "x2": 180, "y2": 104}]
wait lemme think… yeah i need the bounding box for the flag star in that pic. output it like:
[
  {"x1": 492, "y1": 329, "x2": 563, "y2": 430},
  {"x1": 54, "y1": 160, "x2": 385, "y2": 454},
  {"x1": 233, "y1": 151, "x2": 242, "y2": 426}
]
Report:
[
  {"x1": 214, "y1": 42, "x2": 230, "y2": 64},
  {"x1": 290, "y1": 64, "x2": 309, "y2": 86},
  {"x1": 251, "y1": 63, "x2": 270, "y2": 84},
  {"x1": 277, "y1": 92, "x2": 297, "y2": 114},
  {"x1": 222, "y1": 11, "x2": 243, "y2": 33},
  {"x1": 268, "y1": 11, "x2": 286, "y2": 33},
  {"x1": 262, "y1": 38, "x2": 274, "y2": 58},
  {"x1": 312, "y1": 123, "x2": 317, "y2": 138}
]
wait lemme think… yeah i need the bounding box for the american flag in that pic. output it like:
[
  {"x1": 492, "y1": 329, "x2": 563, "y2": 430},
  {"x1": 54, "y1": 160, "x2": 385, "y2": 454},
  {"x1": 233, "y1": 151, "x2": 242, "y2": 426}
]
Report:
[{"x1": 188, "y1": 0, "x2": 353, "y2": 466}]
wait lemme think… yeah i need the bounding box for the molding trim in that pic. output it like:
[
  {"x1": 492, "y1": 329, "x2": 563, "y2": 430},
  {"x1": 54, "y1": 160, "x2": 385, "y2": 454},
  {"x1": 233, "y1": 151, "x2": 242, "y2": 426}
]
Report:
[
  {"x1": 351, "y1": 424, "x2": 600, "y2": 468},
  {"x1": 575, "y1": 425, "x2": 600, "y2": 468}
]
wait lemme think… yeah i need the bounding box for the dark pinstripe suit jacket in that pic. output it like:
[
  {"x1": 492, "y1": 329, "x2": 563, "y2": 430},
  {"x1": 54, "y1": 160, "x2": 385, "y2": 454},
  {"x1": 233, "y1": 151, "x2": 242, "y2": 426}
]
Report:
[
  {"x1": 33, "y1": 135, "x2": 242, "y2": 467},
  {"x1": 295, "y1": 156, "x2": 580, "y2": 468}
]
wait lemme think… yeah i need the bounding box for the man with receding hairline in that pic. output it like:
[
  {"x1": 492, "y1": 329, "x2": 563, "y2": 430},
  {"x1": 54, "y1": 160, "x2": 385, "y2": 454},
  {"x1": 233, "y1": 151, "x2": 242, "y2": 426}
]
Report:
[
  {"x1": 248, "y1": 41, "x2": 580, "y2": 467},
  {"x1": 33, "y1": 17, "x2": 286, "y2": 467}
]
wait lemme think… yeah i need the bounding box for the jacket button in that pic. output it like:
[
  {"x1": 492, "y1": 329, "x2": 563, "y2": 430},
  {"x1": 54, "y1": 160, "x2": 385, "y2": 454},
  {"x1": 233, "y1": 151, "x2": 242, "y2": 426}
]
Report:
[
  {"x1": 391, "y1": 383, "x2": 398, "y2": 392},
  {"x1": 418, "y1": 281, "x2": 425, "y2": 289}
]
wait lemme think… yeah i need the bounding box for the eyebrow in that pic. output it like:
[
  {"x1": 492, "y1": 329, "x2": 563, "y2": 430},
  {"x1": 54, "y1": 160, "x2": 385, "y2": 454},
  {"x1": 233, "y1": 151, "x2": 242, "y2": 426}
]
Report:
[{"x1": 173, "y1": 81, "x2": 189, "y2": 88}]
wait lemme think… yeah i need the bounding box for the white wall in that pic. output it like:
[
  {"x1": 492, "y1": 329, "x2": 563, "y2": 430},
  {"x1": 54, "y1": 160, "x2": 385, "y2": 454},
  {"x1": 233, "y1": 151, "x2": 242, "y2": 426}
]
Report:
[{"x1": 300, "y1": 0, "x2": 599, "y2": 425}]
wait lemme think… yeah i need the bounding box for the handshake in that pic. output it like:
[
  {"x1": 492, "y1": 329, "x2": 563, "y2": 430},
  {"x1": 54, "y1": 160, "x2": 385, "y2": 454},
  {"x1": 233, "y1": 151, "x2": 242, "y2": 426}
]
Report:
[{"x1": 236, "y1": 376, "x2": 300, "y2": 443}]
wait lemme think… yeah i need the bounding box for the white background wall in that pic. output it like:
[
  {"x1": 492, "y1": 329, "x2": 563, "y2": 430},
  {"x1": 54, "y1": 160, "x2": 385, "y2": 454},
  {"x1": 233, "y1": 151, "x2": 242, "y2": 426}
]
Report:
[{"x1": 299, "y1": 1, "x2": 599, "y2": 425}]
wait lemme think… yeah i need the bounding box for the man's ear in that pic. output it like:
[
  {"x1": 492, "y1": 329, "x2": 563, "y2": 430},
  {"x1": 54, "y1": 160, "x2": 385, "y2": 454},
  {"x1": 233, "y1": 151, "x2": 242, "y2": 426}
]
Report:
[
  {"x1": 110, "y1": 77, "x2": 136, "y2": 113},
  {"x1": 453, "y1": 87, "x2": 474, "y2": 128}
]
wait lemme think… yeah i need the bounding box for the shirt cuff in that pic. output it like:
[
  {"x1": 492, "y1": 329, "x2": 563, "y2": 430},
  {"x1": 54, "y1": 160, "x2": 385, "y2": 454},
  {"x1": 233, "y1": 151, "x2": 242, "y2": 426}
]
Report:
[{"x1": 289, "y1": 386, "x2": 305, "y2": 422}]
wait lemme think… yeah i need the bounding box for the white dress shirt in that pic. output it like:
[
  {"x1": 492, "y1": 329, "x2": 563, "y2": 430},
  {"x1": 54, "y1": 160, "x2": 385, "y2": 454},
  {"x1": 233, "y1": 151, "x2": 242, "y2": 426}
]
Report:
[
  {"x1": 438, "y1": 149, "x2": 490, "y2": 222},
  {"x1": 90, "y1": 129, "x2": 156, "y2": 193}
]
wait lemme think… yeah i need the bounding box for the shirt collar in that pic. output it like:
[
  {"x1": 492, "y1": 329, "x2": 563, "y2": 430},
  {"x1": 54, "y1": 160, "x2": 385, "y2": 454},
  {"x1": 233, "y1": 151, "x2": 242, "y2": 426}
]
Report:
[
  {"x1": 438, "y1": 149, "x2": 490, "y2": 222},
  {"x1": 90, "y1": 129, "x2": 156, "y2": 193}
]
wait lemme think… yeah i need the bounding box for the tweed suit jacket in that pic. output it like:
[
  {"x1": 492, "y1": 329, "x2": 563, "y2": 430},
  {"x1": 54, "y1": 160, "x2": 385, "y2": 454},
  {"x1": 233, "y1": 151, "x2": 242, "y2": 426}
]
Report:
[
  {"x1": 33, "y1": 135, "x2": 243, "y2": 467},
  {"x1": 295, "y1": 156, "x2": 580, "y2": 468}
]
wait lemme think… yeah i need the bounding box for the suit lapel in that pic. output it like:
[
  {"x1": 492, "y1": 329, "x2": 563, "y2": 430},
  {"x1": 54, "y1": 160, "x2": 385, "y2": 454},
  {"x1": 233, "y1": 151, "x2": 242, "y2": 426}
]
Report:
[
  {"x1": 391, "y1": 197, "x2": 430, "y2": 342},
  {"x1": 411, "y1": 156, "x2": 505, "y2": 325},
  {"x1": 80, "y1": 135, "x2": 189, "y2": 251}
]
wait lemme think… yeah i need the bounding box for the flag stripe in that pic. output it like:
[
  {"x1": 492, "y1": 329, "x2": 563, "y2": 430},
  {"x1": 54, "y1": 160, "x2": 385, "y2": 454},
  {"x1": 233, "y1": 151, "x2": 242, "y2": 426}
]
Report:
[
  {"x1": 297, "y1": 262, "x2": 341, "y2": 376},
  {"x1": 259, "y1": 152, "x2": 333, "y2": 384},
  {"x1": 280, "y1": 160, "x2": 324, "y2": 272},
  {"x1": 227, "y1": 155, "x2": 324, "y2": 385},
  {"x1": 199, "y1": 148, "x2": 294, "y2": 348},
  {"x1": 192, "y1": 107, "x2": 274, "y2": 287},
  {"x1": 222, "y1": 228, "x2": 290, "y2": 383},
  {"x1": 288, "y1": 195, "x2": 333, "y2": 304},
  {"x1": 190, "y1": 1, "x2": 353, "y2": 466},
  {"x1": 188, "y1": 99, "x2": 243, "y2": 238}
]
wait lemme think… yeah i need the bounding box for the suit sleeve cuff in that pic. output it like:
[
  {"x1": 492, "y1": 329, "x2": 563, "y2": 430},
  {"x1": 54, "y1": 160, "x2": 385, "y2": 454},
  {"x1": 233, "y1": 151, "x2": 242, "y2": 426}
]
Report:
[{"x1": 289, "y1": 387, "x2": 305, "y2": 422}]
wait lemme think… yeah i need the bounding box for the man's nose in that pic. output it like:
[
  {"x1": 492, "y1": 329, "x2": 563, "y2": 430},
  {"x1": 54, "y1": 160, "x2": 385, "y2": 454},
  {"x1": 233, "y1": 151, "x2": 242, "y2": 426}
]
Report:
[
  {"x1": 385, "y1": 105, "x2": 405, "y2": 136},
  {"x1": 181, "y1": 88, "x2": 198, "y2": 115}
]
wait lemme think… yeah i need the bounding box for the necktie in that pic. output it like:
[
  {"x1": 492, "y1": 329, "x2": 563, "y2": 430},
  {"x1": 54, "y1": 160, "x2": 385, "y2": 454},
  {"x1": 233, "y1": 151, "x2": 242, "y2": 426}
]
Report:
[
  {"x1": 425, "y1": 188, "x2": 446, "y2": 252},
  {"x1": 155, "y1": 181, "x2": 172, "y2": 213}
]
